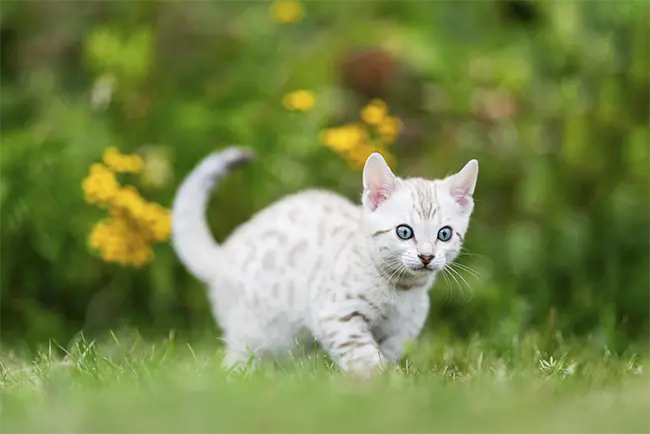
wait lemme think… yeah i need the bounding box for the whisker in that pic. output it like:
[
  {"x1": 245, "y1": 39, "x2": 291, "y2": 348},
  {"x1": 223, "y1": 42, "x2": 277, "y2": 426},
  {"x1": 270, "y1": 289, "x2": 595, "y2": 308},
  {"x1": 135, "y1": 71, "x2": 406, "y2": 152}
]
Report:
[
  {"x1": 385, "y1": 262, "x2": 404, "y2": 283},
  {"x1": 378, "y1": 263, "x2": 397, "y2": 279},
  {"x1": 446, "y1": 265, "x2": 474, "y2": 301},
  {"x1": 397, "y1": 264, "x2": 408, "y2": 282},
  {"x1": 439, "y1": 268, "x2": 452, "y2": 301},
  {"x1": 443, "y1": 266, "x2": 464, "y2": 300},
  {"x1": 450, "y1": 262, "x2": 483, "y2": 281},
  {"x1": 378, "y1": 260, "x2": 402, "y2": 281},
  {"x1": 459, "y1": 248, "x2": 490, "y2": 261},
  {"x1": 391, "y1": 262, "x2": 407, "y2": 284},
  {"x1": 449, "y1": 263, "x2": 483, "y2": 291}
]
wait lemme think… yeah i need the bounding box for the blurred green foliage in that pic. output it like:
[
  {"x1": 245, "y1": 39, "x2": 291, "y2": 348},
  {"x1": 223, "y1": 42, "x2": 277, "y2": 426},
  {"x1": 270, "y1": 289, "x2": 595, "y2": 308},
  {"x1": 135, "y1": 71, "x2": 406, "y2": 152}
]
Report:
[{"x1": 1, "y1": 1, "x2": 648, "y2": 351}]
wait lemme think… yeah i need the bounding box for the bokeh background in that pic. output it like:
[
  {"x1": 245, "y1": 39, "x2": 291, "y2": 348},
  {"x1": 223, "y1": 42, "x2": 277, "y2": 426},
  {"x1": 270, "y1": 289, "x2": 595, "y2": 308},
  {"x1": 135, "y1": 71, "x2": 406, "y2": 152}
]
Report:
[{"x1": 2, "y1": 0, "x2": 648, "y2": 354}]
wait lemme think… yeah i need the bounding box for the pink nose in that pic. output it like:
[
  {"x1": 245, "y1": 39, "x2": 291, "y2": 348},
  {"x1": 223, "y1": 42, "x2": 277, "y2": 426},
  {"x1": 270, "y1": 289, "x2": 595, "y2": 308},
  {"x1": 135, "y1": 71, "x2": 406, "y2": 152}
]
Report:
[{"x1": 418, "y1": 254, "x2": 434, "y2": 265}]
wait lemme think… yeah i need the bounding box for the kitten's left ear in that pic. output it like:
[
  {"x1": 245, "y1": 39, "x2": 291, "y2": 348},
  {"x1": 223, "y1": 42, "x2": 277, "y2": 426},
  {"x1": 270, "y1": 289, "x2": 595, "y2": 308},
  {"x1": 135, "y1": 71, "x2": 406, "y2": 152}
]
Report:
[
  {"x1": 447, "y1": 159, "x2": 478, "y2": 211},
  {"x1": 362, "y1": 152, "x2": 397, "y2": 211}
]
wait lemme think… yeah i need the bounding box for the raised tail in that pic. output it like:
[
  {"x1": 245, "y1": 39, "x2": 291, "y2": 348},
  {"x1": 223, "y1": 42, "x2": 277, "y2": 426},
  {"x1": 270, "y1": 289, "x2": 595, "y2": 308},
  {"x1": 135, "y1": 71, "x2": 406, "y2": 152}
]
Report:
[{"x1": 171, "y1": 147, "x2": 254, "y2": 282}]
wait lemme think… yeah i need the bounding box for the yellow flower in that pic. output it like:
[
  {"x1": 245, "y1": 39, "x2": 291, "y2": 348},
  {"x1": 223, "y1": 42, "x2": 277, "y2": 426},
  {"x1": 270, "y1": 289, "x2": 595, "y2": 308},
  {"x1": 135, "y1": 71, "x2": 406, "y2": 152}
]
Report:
[
  {"x1": 345, "y1": 142, "x2": 375, "y2": 169},
  {"x1": 126, "y1": 233, "x2": 154, "y2": 267},
  {"x1": 319, "y1": 129, "x2": 335, "y2": 147},
  {"x1": 90, "y1": 163, "x2": 109, "y2": 175},
  {"x1": 129, "y1": 245, "x2": 153, "y2": 268},
  {"x1": 89, "y1": 219, "x2": 111, "y2": 249},
  {"x1": 324, "y1": 129, "x2": 350, "y2": 151},
  {"x1": 100, "y1": 242, "x2": 125, "y2": 265},
  {"x1": 360, "y1": 99, "x2": 388, "y2": 126},
  {"x1": 89, "y1": 217, "x2": 128, "y2": 264},
  {"x1": 320, "y1": 109, "x2": 400, "y2": 172},
  {"x1": 320, "y1": 124, "x2": 367, "y2": 152},
  {"x1": 89, "y1": 215, "x2": 155, "y2": 267},
  {"x1": 103, "y1": 146, "x2": 144, "y2": 173},
  {"x1": 270, "y1": 1, "x2": 304, "y2": 24},
  {"x1": 108, "y1": 205, "x2": 128, "y2": 222},
  {"x1": 345, "y1": 143, "x2": 396, "y2": 171},
  {"x1": 102, "y1": 146, "x2": 122, "y2": 168},
  {"x1": 341, "y1": 123, "x2": 368, "y2": 145},
  {"x1": 86, "y1": 146, "x2": 172, "y2": 267},
  {"x1": 82, "y1": 164, "x2": 120, "y2": 206},
  {"x1": 377, "y1": 116, "x2": 402, "y2": 144},
  {"x1": 142, "y1": 203, "x2": 172, "y2": 242},
  {"x1": 122, "y1": 155, "x2": 144, "y2": 173},
  {"x1": 112, "y1": 186, "x2": 146, "y2": 221},
  {"x1": 282, "y1": 90, "x2": 316, "y2": 112}
]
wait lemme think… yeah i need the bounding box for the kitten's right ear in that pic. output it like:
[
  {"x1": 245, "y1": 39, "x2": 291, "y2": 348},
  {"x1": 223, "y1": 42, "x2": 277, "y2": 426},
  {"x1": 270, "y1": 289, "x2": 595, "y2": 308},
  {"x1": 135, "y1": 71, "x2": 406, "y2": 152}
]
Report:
[
  {"x1": 447, "y1": 159, "x2": 478, "y2": 213},
  {"x1": 362, "y1": 152, "x2": 397, "y2": 211}
]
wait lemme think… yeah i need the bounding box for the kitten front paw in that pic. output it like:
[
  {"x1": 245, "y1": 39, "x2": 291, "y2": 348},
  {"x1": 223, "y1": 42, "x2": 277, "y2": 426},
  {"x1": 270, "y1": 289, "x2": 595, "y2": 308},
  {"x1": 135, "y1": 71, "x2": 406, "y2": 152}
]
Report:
[{"x1": 342, "y1": 348, "x2": 388, "y2": 378}]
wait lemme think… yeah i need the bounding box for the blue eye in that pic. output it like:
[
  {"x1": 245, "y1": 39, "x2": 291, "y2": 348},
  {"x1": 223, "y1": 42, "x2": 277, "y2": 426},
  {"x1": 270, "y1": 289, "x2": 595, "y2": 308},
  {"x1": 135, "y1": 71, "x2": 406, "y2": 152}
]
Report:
[
  {"x1": 396, "y1": 224, "x2": 414, "y2": 240},
  {"x1": 437, "y1": 226, "x2": 453, "y2": 242}
]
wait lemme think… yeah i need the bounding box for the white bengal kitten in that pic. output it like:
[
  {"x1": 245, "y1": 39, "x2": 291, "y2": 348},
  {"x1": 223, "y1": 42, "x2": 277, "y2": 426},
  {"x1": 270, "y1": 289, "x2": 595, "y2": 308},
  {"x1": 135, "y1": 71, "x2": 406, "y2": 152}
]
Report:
[{"x1": 172, "y1": 147, "x2": 478, "y2": 376}]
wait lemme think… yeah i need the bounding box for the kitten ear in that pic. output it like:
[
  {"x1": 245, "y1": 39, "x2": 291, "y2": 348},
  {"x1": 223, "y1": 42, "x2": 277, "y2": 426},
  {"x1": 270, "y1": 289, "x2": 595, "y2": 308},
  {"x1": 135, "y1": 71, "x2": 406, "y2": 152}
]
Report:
[
  {"x1": 447, "y1": 159, "x2": 478, "y2": 211},
  {"x1": 362, "y1": 152, "x2": 397, "y2": 211}
]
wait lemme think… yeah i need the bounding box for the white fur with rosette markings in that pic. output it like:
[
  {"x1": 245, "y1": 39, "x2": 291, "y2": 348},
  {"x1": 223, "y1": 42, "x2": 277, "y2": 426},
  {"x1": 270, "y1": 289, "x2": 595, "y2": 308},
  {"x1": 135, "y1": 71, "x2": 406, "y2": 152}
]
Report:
[{"x1": 172, "y1": 147, "x2": 478, "y2": 376}]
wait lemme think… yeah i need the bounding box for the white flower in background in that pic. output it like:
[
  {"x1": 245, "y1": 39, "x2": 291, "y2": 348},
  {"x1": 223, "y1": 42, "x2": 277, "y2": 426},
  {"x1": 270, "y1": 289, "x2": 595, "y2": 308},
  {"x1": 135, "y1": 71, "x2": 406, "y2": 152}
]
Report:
[
  {"x1": 562, "y1": 361, "x2": 578, "y2": 378},
  {"x1": 138, "y1": 145, "x2": 173, "y2": 189},
  {"x1": 90, "y1": 73, "x2": 117, "y2": 111}
]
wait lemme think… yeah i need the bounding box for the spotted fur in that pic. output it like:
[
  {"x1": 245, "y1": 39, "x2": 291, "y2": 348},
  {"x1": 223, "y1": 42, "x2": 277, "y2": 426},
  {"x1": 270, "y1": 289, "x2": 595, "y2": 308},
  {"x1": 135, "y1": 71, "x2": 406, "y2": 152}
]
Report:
[{"x1": 172, "y1": 147, "x2": 478, "y2": 376}]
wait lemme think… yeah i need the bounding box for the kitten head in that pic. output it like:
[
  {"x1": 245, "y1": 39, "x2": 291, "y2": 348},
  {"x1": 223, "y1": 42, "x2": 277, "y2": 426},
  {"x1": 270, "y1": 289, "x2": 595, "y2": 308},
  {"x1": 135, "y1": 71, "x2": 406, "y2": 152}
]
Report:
[{"x1": 361, "y1": 153, "x2": 478, "y2": 278}]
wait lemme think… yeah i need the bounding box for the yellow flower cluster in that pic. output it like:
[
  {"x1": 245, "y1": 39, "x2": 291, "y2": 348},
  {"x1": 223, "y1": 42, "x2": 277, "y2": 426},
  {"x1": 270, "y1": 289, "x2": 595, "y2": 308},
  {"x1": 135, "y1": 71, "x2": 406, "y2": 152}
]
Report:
[
  {"x1": 360, "y1": 100, "x2": 402, "y2": 143},
  {"x1": 320, "y1": 99, "x2": 401, "y2": 169},
  {"x1": 82, "y1": 147, "x2": 171, "y2": 268},
  {"x1": 103, "y1": 146, "x2": 144, "y2": 173},
  {"x1": 282, "y1": 90, "x2": 316, "y2": 112},
  {"x1": 270, "y1": 1, "x2": 305, "y2": 24}
]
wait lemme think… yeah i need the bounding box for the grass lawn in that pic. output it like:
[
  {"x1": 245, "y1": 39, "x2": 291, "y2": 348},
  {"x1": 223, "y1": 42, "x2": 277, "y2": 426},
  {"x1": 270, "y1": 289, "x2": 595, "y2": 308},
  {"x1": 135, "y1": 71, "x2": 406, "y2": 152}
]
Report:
[{"x1": 1, "y1": 332, "x2": 648, "y2": 433}]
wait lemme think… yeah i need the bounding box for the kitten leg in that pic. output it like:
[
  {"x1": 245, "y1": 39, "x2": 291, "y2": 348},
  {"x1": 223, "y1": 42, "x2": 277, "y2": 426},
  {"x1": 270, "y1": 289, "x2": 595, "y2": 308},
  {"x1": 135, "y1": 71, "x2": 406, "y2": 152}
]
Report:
[
  {"x1": 316, "y1": 303, "x2": 386, "y2": 377},
  {"x1": 378, "y1": 331, "x2": 411, "y2": 362},
  {"x1": 221, "y1": 326, "x2": 262, "y2": 374},
  {"x1": 222, "y1": 345, "x2": 258, "y2": 374},
  {"x1": 378, "y1": 309, "x2": 429, "y2": 362}
]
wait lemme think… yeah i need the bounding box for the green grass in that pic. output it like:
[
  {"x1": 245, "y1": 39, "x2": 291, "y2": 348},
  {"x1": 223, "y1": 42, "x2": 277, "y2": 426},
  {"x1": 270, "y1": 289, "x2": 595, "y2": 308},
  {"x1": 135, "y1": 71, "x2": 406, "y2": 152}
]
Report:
[{"x1": 1, "y1": 332, "x2": 648, "y2": 433}]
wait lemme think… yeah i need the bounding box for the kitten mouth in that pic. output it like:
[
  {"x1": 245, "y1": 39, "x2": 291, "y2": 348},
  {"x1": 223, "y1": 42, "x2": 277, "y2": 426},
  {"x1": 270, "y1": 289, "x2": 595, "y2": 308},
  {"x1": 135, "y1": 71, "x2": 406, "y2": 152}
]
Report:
[
  {"x1": 411, "y1": 265, "x2": 434, "y2": 273},
  {"x1": 420, "y1": 262, "x2": 444, "y2": 273}
]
